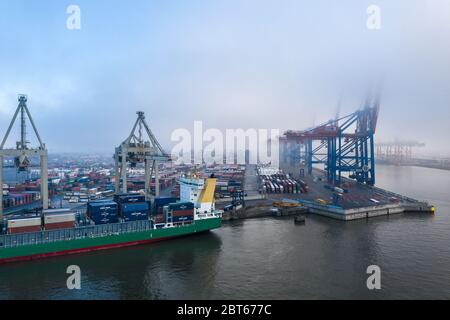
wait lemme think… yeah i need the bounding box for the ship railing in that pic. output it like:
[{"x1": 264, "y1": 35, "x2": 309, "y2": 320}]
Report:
[
  {"x1": 196, "y1": 212, "x2": 222, "y2": 220},
  {"x1": 0, "y1": 220, "x2": 153, "y2": 249}
]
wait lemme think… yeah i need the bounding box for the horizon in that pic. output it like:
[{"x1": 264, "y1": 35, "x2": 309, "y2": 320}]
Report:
[{"x1": 1, "y1": 1, "x2": 450, "y2": 157}]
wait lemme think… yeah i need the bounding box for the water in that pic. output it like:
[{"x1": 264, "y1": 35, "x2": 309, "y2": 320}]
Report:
[{"x1": 1, "y1": 164, "x2": 450, "y2": 299}]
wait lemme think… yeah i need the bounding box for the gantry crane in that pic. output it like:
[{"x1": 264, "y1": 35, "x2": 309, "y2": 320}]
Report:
[
  {"x1": 282, "y1": 91, "x2": 380, "y2": 186},
  {"x1": 114, "y1": 111, "x2": 169, "y2": 200},
  {"x1": 376, "y1": 140, "x2": 425, "y2": 163},
  {"x1": 0, "y1": 95, "x2": 48, "y2": 219}
]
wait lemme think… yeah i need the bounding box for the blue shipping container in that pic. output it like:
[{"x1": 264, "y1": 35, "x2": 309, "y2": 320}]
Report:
[
  {"x1": 88, "y1": 201, "x2": 118, "y2": 221},
  {"x1": 121, "y1": 202, "x2": 149, "y2": 212},
  {"x1": 90, "y1": 211, "x2": 116, "y2": 218},
  {"x1": 168, "y1": 202, "x2": 194, "y2": 211},
  {"x1": 114, "y1": 193, "x2": 145, "y2": 204},
  {"x1": 121, "y1": 210, "x2": 148, "y2": 222},
  {"x1": 154, "y1": 197, "x2": 177, "y2": 207},
  {"x1": 90, "y1": 215, "x2": 119, "y2": 225},
  {"x1": 88, "y1": 201, "x2": 118, "y2": 210}
]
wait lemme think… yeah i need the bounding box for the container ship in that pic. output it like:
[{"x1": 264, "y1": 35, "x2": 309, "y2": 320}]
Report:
[{"x1": 0, "y1": 177, "x2": 222, "y2": 264}]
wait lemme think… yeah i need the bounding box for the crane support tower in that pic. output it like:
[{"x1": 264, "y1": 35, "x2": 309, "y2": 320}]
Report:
[
  {"x1": 114, "y1": 111, "x2": 169, "y2": 199},
  {"x1": 0, "y1": 95, "x2": 49, "y2": 219},
  {"x1": 376, "y1": 140, "x2": 425, "y2": 163},
  {"x1": 282, "y1": 91, "x2": 380, "y2": 186}
]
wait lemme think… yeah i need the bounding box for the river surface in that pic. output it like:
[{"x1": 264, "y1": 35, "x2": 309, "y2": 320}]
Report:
[{"x1": 1, "y1": 164, "x2": 449, "y2": 300}]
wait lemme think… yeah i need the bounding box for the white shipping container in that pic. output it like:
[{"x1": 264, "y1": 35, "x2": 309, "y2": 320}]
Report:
[
  {"x1": 8, "y1": 217, "x2": 42, "y2": 228},
  {"x1": 43, "y1": 208, "x2": 72, "y2": 214},
  {"x1": 44, "y1": 213, "x2": 76, "y2": 224}
]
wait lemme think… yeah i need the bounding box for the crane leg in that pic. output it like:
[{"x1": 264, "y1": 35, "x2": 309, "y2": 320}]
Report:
[
  {"x1": 145, "y1": 159, "x2": 151, "y2": 200},
  {"x1": 115, "y1": 155, "x2": 120, "y2": 193},
  {"x1": 0, "y1": 155, "x2": 3, "y2": 219},
  {"x1": 40, "y1": 153, "x2": 49, "y2": 210},
  {"x1": 122, "y1": 158, "x2": 127, "y2": 193},
  {"x1": 154, "y1": 160, "x2": 159, "y2": 198}
]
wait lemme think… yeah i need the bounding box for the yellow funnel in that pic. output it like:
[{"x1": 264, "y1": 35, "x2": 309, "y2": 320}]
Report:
[{"x1": 199, "y1": 178, "x2": 217, "y2": 204}]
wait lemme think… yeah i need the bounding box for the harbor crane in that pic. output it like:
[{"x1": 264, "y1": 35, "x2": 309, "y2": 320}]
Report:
[
  {"x1": 376, "y1": 140, "x2": 425, "y2": 163},
  {"x1": 0, "y1": 95, "x2": 49, "y2": 219},
  {"x1": 114, "y1": 111, "x2": 169, "y2": 200},
  {"x1": 282, "y1": 91, "x2": 380, "y2": 186}
]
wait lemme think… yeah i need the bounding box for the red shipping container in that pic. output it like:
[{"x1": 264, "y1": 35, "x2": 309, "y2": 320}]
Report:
[
  {"x1": 155, "y1": 214, "x2": 166, "y2": 224},
  {"x1": 172, "y1": 210, "x2": 194, "y2": 217},
  {"x1": 8, "y1": 225, "x2": 42, "y2": 234},
  {"x1": 44, "y1": 221, "x2": 76, "y2": 230}
]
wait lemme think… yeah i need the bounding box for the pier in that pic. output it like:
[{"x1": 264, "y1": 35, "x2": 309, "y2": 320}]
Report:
[{"x1": 219, "y1": 165, "x2": 434, "y2": 222}]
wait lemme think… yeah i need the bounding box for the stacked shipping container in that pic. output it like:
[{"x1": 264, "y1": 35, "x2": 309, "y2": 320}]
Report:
[
  {"x1": 87, "y1": 201, "x2": 119, "y2": 225},
  {"x1": 169, "y1": 202, "x2": 194, "y2": 223},
  {"x1": 152, "y1": 197, "x2": 177, "y2": 224},
  {"x1": 87, "y1": 196, "x2": 184, "y2": 226},
  {"x1": 120, "y1": 203, "x2": 149, "y2": 221},
  {"x1": 259, "y1": 172, "x2": 308, "y2": 194},
  {"x1": 2, "y1": 191, "x2": 41, "y2": 209},
  {"x1": 6, "y1": 215, "x2": 42, "y2": 234},
  {"x1": 43, "y1": 209, "x2": 76, "y2": 230},
  {"x1": 5, "y1": 209, "x2": 77, "y2": 234},
  {"x1": 114, "y1": 194, "x2": 149, "y2": 222}
]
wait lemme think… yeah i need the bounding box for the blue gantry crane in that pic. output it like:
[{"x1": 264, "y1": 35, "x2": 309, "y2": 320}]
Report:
[{"x1": 283, "y1": 93, "x2": 380, "y2": 186}]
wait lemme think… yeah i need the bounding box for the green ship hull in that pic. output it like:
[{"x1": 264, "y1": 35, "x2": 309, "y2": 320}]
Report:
[{"x1": 0, "y1": 218, "x2": 222, "y2": 264}]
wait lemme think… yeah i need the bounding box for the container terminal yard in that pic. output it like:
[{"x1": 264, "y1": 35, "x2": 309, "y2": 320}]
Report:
[
  {"x1": 0, "y1": 96, "x2": 222, "y2": 264},
  {"x1": 0, "y1": 93, "x2": 434, "y2": 238},
  {"x1": 1, "y1": 0, "x2": 450, "y2": 303}
]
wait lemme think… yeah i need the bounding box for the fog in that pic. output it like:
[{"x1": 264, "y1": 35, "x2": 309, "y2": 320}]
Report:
[{"x1": 0, "y1": 0, "x2": 449, "y2": 156}]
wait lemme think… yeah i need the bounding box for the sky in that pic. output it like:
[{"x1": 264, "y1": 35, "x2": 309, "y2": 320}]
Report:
[{"x1": 0, "y1": 0, "x2": 449, "y2": 156}]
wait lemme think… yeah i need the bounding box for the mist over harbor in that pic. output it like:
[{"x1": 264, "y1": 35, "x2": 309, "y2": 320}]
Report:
[
  {"x1": 1, "y1": 1, "x2": 450, "y2": 302},
  {"x1": 0, "y1": 0, "x2": 450, "y2": 157}
]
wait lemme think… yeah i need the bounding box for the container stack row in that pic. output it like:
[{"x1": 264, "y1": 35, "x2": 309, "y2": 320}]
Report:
[
  {"x1": 4, "y1": 209, "x2": 76, "y2": 234},
  {"x1": 259, "y1": 174, "x2": 300, "y2": 194},
  {"x1": 152, "y1": 197, "x2": 178, "y2": 225},
  {"x1": 215, "y1": 180, "x2": 243, "y2": 198},
  {"x1": 2, "y1": 191, "x2": 41, "y2": 209},
  {"x1": 202, "y1": 164, "x2": 245, "y2": 198},
  {"x1": 258, "y1": 169, "x2": 309, "y2": 194},
  {"x1": 86, "y1": 195, "x2": 187, "y2": 227},
  {"x1": 114, "y1": 193, "x2": 149, "y2": 222},
  {"x1": 86, "y1": 201, "x2": 119, "y2": 225},
  {"x1": 169, "y1": 202, "x2": 194, "y2": 223}
]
